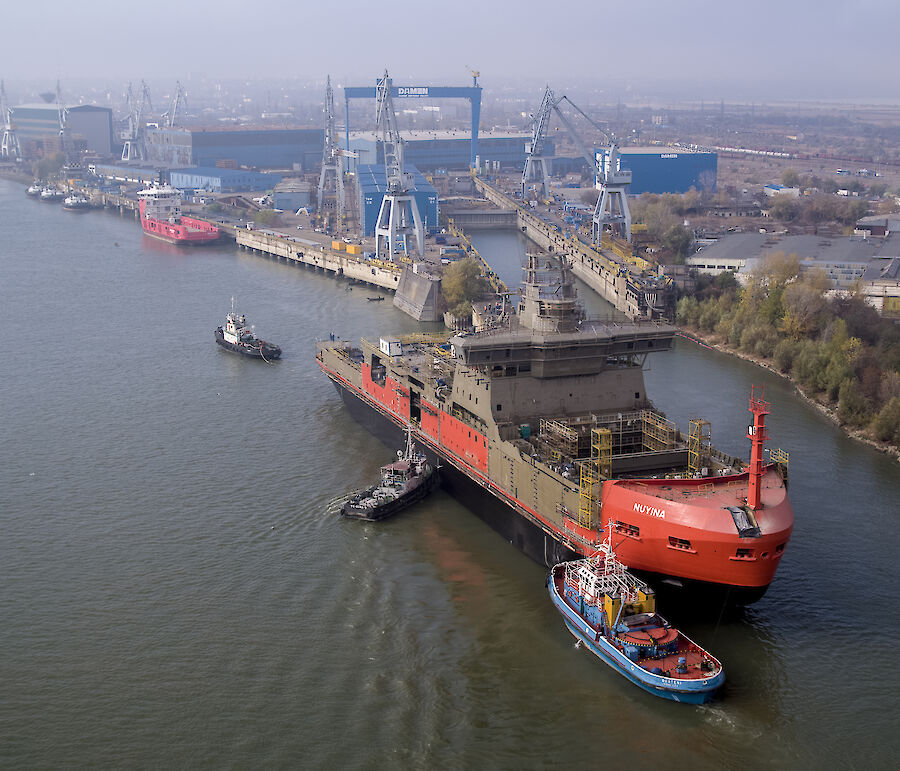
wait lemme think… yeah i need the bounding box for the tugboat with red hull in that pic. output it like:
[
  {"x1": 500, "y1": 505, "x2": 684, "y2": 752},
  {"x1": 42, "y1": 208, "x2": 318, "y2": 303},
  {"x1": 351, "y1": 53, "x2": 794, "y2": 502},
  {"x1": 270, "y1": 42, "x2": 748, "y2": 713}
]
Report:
[
  {"x1": 316, "y1": 256, "x2": 793, "y2": 604},
  {"x1": 137, "y1": 183, "x2": 219, "y2": 245}
]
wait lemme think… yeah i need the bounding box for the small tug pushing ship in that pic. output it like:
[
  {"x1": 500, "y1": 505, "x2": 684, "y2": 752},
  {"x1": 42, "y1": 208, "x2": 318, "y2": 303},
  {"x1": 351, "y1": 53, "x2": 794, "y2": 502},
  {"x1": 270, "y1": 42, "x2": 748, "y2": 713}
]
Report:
[
  {"x1": 548, "y1": 527, "x2": 724, "y2": 703},
  {"x1": 215, "y1": 300, "x2": 281, "y2": 361},
  {"x1": 137, "y1": 183, "x2": 219, "y2": 245},
  {"x1": 341, "y1": 428, "x2": 438, "y2": 521},
  {"x1": 317, "y1": 255, "x2": 793, "y2": 604}
]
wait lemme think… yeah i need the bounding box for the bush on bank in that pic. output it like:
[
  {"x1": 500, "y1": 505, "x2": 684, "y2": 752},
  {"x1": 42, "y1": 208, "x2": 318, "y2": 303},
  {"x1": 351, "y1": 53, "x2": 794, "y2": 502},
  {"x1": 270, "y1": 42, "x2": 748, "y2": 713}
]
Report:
[{"x1": 677, "y1": 252, "x2": 900, "y2": 446}]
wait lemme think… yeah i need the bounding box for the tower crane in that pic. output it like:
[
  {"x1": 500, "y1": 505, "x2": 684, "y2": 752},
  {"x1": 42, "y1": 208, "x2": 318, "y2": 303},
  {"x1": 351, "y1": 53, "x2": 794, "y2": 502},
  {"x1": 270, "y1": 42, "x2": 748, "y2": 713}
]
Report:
[
  {"x1": 0, "y1": 80, "x2": 21, "y2": 160},
  {"x1": 317, "y1": 75, "x2": 345, "y2": 223},
  {"x1": 373, "y1": 69, "x2": 424, "y2": 261}
]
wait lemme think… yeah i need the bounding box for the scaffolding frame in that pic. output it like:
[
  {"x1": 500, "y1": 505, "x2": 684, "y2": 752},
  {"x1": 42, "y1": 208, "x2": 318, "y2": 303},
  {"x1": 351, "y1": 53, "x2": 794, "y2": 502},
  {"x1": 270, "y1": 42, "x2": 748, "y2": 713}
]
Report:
[
  {"x1": 540, "y1": 418, "x2": 579, "y2": 458},
  {"x1": 688, "y1": 419, "x2": 712, "y2": 475},
  {"x1": 641, "y1": 411, "x2": 677, "y2": 452}
]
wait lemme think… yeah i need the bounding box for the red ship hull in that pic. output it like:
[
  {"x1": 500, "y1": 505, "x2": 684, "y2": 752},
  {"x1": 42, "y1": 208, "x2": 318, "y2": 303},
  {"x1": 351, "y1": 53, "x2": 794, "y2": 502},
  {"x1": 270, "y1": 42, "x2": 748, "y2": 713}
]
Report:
[
  {"x1": 138, "y1": 200, "x2": 219, "y2": 245},
  {"x1": 318, "y1": 354, "x2": 792, "y2": 604}
]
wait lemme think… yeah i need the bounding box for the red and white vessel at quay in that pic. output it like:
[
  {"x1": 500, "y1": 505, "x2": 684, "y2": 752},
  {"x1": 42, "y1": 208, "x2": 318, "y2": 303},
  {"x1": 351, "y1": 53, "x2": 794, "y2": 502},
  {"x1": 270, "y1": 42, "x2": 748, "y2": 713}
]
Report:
[
  {"x1": 316, "y1": 256, "x2": 794, "y2": 604},
  {"x1": 137, "y1": 184, "x2": 219, "y2": 245}
]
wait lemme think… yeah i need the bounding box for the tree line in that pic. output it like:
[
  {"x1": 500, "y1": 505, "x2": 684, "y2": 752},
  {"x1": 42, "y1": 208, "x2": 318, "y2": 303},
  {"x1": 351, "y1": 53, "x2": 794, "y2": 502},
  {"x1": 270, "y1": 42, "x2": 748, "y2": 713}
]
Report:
[{"x1": 677, "y1": 253, "x2": 900, "y2": 446}]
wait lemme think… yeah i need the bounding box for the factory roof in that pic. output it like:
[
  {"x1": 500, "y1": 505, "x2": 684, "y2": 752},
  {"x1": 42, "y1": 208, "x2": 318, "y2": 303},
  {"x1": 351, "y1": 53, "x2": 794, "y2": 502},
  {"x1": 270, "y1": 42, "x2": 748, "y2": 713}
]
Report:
[
  {"x1": 349, "y1": 129, "x2": 528, "y2": 142},
  {"x1": 153, "y1": 125, "x2": 320, "y2": 133},
  {"x1": 861, "y1": 256, "x2": 900, "y2": 283},
  {"x1": 697, "y1": 232, "x2": 896, "y2": 268},
  {"x1": 170, "y1": 166, "x2": 279, "y2": 179},
  {"x1": 616, "y1": 146, "x2": 715, "y2": 155},
  {"x1": 13, "y1": 103, "x2": 111, "y2": 112}
]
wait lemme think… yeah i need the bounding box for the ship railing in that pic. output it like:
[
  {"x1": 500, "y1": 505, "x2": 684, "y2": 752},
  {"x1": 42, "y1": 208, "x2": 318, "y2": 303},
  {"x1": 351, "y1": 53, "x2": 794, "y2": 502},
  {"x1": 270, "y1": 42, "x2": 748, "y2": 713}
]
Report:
[{"x1": 625, "y1": 479, "x2": 747, "y2": 501}]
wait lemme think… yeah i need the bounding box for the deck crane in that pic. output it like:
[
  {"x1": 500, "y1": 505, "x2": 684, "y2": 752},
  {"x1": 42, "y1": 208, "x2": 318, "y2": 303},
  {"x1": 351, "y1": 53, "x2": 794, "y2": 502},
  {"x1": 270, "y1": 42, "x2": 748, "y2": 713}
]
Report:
[
  {"x1": 0, "y1": 80, "x2": 21, "y2": 159},
  {"x1": 522, "y1": 86, "x2": 632, "y2": 242},
  {"x1": 373, "y1": 70, "x2": 424, "y2": 261},
  {"x1": 122, "y1": 80, "x2": 153, "y2": 162},
  {"x1": 317, "y1": 75, "x2": 346, "y2": 223}
]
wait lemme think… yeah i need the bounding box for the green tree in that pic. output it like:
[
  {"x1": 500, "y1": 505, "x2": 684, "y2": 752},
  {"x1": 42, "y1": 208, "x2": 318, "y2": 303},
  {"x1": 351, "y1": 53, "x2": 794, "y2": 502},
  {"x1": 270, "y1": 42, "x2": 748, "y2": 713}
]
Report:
[
  {"x1": 205, "y1": 201, "x2": 223, "y2": 214},
  {"x1": 781, "y1": 168, "x2": 800, "y2": 187},
  {"x1": 871, "y1": 397, "x2": 900, "y2": 444},
  {"x1": 837, "y1": 378, "x2": 871, "y2": 425},
  {"x1": 662, "y1": 224, "x2": 693, "y2": 259},
  {"x1": 768, "y1": 194, "x2": 799, "y2": 221},
  {"x1": 253, "y1": 209, "x2": 280, "y2": 226},
  {"x1": 441, "y1": 257, "x2": 486, "y2": 316},
  {"x1": 33, "y1": 151, "x2": 65, "y2": 180}
]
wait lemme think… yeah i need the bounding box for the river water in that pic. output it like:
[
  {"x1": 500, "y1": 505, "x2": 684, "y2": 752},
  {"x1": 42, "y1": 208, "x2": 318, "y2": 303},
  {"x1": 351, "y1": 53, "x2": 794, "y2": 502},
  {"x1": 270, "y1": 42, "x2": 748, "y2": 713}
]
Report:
[{"x1": 2, "y1": 183, "x2": 898, "y2": 768}]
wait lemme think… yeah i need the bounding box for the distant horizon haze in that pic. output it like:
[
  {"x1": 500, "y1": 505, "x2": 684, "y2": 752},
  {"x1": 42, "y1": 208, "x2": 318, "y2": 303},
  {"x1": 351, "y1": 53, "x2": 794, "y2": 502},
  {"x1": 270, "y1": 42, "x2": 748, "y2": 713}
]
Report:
[{"x1": 2, "y1": 0, "x2": 897, "y2": 103}]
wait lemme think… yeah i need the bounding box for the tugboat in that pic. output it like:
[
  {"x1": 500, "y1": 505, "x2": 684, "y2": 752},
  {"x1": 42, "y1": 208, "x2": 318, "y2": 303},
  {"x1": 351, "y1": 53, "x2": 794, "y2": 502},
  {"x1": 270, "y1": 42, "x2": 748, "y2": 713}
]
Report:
[
  {"x1": 39, "y1": 186, "x2": 64, "y2": 202},
  {"x1": 341, "y1": 428, "x2": 438, "y2": 521},
  {"x1": 547, "y1": 528, "x2": 724, "y2": 704},
  {"x1": 214, "y1": 299, "x2": 281, "y2": 361},
  {"x1": 62, "y1": 193, "x2": 91, "y2": 211},
  {"x1": 26, "y1": 181, "x2": 43, "y2": 197}
]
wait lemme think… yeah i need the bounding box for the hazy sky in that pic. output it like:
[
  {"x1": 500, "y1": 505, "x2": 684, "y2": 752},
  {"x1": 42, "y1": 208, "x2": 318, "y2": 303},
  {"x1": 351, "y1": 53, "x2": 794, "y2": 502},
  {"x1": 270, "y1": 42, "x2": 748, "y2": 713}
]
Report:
[{"x1": 4, "y1": 0, "x2": 898, "y2": 100}]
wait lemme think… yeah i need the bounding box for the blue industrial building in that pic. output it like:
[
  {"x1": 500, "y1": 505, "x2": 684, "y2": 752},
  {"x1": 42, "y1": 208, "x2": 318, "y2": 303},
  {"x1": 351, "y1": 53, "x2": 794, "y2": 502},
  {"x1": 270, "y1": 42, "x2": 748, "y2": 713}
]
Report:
[
  {"x1": 145, "y1": 127, "x2": 323, "y2": 170},
  {"x1": 169, "y1": 167, "x2": 281, "y2": 193},
  {"x1": 594, "y1": 147, "x2": 718, "y2": 195},
  {"x1": 357, "y1": 165, "x2": 438, "y2": 236},
  {"x1": 349, "y1": 131, "x2": 542, "y2": 172}
]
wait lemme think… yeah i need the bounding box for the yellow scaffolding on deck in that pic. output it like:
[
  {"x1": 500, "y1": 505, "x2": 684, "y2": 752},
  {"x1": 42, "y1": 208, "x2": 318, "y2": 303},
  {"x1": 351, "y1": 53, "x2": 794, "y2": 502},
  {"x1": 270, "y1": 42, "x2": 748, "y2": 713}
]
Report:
[
  {"x1": 577, "y1": 428, "x2": 611, "y2": 530},
  {"x1": 642, "y1": 411, "x2": 677, "y2": 452},
  {"x1": 688, "y1": 419, "x2": 712, "y2": 475}
]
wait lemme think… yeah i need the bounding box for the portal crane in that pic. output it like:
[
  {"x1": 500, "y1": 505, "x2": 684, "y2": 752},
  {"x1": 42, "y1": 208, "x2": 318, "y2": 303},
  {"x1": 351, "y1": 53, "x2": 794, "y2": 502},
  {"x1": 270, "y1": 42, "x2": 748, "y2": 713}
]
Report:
[
  {"x1": 522, "y1": 85, "x2": 632, "y2": 242},
  {"x1": 0, "y1": 80, "x2": 21, "y2": 159},
  {"x1": 56, "y1": 80, "x2": 74, "y2": 162},
  {"x1": 522, "y1": 86, "x2": 555, "y2": 198},
  {"x1": 168, "y1": 81, "x2": 186, "y2": 128},
  {"x1": 373, "y1": 70, "x2": 424, "y2": 260},
  {"x1": 317, "y1": 75, "x2": 345, "y2": 222},
  {"x1": 122, "y1": 80, "x2": 153, "y2": 162}
]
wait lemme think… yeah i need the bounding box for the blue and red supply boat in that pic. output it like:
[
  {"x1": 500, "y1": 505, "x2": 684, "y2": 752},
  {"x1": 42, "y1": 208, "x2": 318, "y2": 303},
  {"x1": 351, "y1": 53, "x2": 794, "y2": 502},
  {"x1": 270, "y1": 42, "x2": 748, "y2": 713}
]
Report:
[{"x1": 547, "y1": 528, "x2": 724, "y2": 703}]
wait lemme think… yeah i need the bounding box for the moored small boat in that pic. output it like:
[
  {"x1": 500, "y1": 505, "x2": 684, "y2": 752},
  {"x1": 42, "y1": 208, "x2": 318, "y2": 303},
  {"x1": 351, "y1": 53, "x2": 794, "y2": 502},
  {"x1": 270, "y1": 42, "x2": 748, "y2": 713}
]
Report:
[
  {"x1": 214, "y1": 299, "x2": 281, "y2": 361},
  {"x1": 341, "y1": 428, "x2": 438, "y2": 521},
  {"x1": 39, "y1": 186, "x2": 64, "y2": 202},
  {"x1": 547, "y1": 529, "x2": 724, "y2": 704},
  {"x1": 62, "y1": 193, "x2": 92, "y2": 211},
  {"x1": 26, "y1": 182, "x2": 43, "y2": 197}
]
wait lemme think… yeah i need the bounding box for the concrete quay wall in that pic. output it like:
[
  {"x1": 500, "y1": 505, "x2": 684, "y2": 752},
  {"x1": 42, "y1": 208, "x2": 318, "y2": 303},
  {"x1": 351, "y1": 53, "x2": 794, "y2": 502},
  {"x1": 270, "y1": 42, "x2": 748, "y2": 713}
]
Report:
[
  {"x1": 474, "y1": 179, "x2": 643, "y2": 319},
  {"x1": 235, "y1": 229, "x2": 402, "y2": 291}
]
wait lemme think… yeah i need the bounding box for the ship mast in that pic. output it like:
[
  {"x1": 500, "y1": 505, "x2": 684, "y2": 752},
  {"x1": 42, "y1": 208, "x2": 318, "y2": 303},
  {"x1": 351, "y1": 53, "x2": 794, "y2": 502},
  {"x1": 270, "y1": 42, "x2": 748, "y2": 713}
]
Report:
[{"x1": 746, "y1": 385, "x2": 770, "y2": 510}]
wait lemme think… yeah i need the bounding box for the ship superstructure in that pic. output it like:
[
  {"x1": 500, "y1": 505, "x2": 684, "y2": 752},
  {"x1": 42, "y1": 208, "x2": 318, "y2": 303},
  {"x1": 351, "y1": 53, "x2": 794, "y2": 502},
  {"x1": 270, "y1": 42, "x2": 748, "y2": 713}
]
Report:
[{"x1": 317, "y1": 256, "x2": 793, "y2": 603}]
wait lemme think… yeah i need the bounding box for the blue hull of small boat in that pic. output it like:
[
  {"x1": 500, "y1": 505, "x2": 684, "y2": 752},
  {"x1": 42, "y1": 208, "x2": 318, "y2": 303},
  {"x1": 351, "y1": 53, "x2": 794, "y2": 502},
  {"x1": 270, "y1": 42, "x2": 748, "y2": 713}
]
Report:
[{"x1": 548, "y1": 573, "x2": 724, "y2": 704}]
